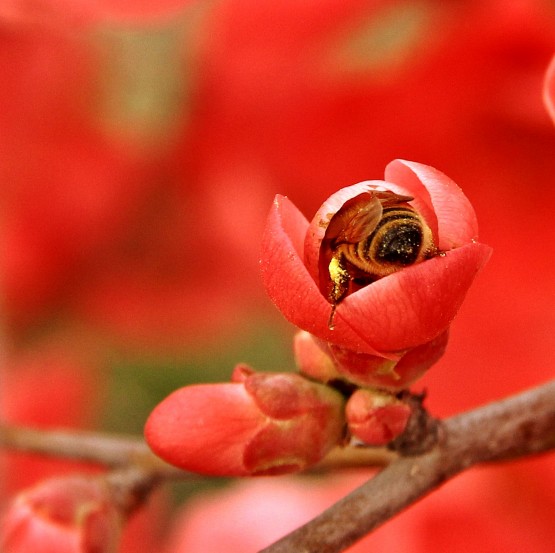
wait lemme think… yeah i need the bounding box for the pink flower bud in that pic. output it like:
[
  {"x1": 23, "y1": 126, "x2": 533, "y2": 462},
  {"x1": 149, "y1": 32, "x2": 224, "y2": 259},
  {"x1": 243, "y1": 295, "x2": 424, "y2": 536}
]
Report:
[
  {"x1": 346, "y1": 389, "x2": 411, "y2": 445},
  {"x1": 544, "y1": 55, "x2": 555, "y2": 125},
  {"x1": 260, "y1": 160, "x2": 491, "y2": 380},
  {"x1": 144, "y1": 370, "x2": 346, "y2": 476},
  {"x1": 0, "y1": 476, "x2": 122, "y2": 553}
]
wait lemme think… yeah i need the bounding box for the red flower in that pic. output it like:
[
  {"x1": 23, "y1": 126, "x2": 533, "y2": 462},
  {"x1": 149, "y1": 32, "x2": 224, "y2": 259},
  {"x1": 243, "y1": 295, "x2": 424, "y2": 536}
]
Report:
[
  {"x1": 261, "y1": 160, "x2": 491, "y2": 387},
  {"x1": 144, "y1": 367, "x2": 345, "y2": 476},
  {"x1": 544, "y1": 55, "x2": 555, "y2": 124},
  {"x1": 0, "y1": 476, "x2": 122, "y2": 553},
  {"x1": 0, "y1": 344, "x2": 105, "y2": 499}
]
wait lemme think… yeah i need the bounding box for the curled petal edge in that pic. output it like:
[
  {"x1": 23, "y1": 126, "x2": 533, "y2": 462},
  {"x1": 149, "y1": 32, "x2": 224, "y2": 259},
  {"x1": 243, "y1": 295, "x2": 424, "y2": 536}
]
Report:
[
  {"x1": 385, "y1": 159, "x2": 479, "y2": 251},
  {"x1": 260, "y1": 195, "x2": 388, "y2": 357},
  {"x1": 544, "y1": 55, "x2": 555, "y2": 125}
]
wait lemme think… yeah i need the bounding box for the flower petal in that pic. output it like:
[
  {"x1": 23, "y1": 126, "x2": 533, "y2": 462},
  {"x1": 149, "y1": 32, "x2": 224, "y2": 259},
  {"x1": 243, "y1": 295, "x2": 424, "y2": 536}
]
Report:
[
  {"x1": 145, "y1": 384, "x2": 264, "y2": 476},
  {"x1": 385, "y1": 159, "x2": 479, "y2": 250},
  {"x1": 329, "y1": 329, "x2": 448, "y2": 390},
  {"x1": 338, "y1": 242, "x2": 492, "y2": 352},
  {"x1": 260, "y1": 195, "x2": 385, "y2": 356},
  {"x1": 244, "y1": 372, "x2": 342, "y2": 419},
  {"x1": 544, "y1": 55, "x2": 555, "y2": 125}
]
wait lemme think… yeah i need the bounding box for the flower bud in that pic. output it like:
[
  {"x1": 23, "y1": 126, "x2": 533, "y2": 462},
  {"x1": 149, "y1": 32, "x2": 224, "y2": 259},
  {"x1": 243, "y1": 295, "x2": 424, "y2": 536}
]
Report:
[
  {"x1": 346, "y1": 389, "x2": 411, "y2": 445},
  {"x1": 0, "y1": 475, "x2": 122, "y2": 553},
  {"x1": 145, "y1": 369, "x2": 346, "y2": 476}
]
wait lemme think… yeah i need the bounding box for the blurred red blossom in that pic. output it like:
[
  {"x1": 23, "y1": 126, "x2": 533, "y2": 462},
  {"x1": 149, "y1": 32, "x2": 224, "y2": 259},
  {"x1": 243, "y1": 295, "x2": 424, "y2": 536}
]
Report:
[
  {"x1": 0, "y1": 12, "x2": 155, "y2": 335},
  {"x1": 261, "y1": 160, "x2": 491, "y2": 388},
  {"x1": 1, "y1": 347, "x2": 102, "y2": 429},
  {"x1": 162, "y1": 458, "x2": 555, "y2": 553},
  {"x1": 0, "y1": 475, "x2": 122, "y2": 553},
  {"x1": 117, "y1": 491, "x2": 169, "y2": 553},
  {"x1": 0, "y1": 6, "x2": 258, "y2": 353},
  {"x1": 162, "y1": 475, "x2": 353, "y2": 553},
  {"x1": 176, "y1": 0, "x2": 555, "y2": 210},
  {"x1": 0, "y1": 344, "x2": 105, "y2": 499},
  {"x1": 145, "y1": 366, "x2": 345, "y2": 476},
  {"x1": 0, "y1": 0, "x2": 195, "y2": 25}
]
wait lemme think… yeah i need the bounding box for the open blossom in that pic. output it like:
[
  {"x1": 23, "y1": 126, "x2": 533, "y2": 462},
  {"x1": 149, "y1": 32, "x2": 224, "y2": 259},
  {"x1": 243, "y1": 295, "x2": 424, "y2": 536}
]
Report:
[
  {"x1": 261, "y1": 160, "x2": 491, "y2": 388},
  {"x1": 145, "y1": 366, "x2": 345, "y2": 476}
]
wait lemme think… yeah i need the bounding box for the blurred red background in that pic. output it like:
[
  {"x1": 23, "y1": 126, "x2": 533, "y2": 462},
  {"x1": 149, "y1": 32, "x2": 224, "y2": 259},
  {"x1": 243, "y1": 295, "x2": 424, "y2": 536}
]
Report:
[{"x1": 1, "y1": 1, "x2": 554, "y2": 551}]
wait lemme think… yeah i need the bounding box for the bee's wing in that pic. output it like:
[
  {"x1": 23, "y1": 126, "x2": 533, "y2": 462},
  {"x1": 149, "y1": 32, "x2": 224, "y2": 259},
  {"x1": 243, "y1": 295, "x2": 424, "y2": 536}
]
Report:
[
  {"x1": 325, "y1": 192, "x2": 383, "y2": 245},
  {"x1": 318, "y1": 190, "x2": 415, "y2": 307},
  {"x1": 374, "y1": 190, "x2": 413, "y2": 207},
  {"x1": 318, "y1": 193, "x2": 382, "y2": 305}
]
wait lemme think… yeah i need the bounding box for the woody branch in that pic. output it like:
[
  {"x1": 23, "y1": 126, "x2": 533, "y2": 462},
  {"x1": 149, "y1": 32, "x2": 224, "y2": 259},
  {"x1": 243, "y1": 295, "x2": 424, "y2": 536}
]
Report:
[
  {"x1": 260, "y1": 378, "x2": 555, "y2": 553},
  {"x1": 1, "y1": 378, "x2": 554, "y2": 550}
]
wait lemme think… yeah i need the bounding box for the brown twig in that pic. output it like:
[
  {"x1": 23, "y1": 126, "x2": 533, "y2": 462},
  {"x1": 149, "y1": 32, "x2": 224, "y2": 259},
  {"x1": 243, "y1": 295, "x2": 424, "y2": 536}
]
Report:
[
  {"x1": 0, "y1": 423, "x2": 393, "y2": 520},
  {"x1": 259, "y1": 378, "x2": 555, "y2": 553},
  {"x1": 104, "y1": 464, "x2": 166, "y2": 516},
  {"x1": 1, "y1": 379, "x2": 554, "y2": 553},
  {"x1": 0, "y1": 425, "x2": 394, "y2": 471},
  {"x1": 0, "y1": 425, "x2": 183, "y2": 478}
]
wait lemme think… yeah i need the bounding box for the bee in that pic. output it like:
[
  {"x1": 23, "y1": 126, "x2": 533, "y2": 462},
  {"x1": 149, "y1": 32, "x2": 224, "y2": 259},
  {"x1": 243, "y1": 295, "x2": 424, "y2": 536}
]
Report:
[{"x1": 319, "y1": 190, "x2": 437, "y2": 329}]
